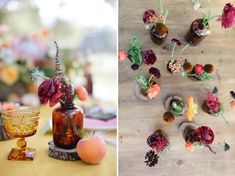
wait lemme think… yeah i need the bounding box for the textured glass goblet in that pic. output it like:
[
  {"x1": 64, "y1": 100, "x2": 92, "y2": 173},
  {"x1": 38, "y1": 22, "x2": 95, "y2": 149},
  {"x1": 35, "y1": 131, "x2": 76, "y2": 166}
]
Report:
[{"x1": 1, "y1": 106, "x2": 40, "y2": 161}]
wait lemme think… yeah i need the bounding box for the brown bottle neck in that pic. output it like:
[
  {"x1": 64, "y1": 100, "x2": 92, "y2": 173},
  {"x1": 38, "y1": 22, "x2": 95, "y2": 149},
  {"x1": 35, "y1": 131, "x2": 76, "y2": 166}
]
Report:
[{"x1": 60, "y1": 103, "x2": 74, "y2": 109}]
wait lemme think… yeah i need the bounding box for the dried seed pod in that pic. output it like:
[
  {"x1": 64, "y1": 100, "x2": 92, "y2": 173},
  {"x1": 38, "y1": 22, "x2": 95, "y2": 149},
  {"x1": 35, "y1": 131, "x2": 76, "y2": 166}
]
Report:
[
  {"x1": 163, "y1": 111, "x2": 175, "y2": 124},
  {"x1": 204, "y1": 64, "x2": 214, "y2": 73},
  {"x1": 183, "y1": 62, "x2": 193, "y2": 73}
]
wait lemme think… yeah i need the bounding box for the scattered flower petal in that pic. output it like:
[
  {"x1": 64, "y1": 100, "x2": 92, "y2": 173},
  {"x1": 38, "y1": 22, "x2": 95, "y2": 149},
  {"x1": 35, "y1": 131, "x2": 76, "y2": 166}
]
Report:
[
  {"x1": 230, "y1": 101, "x2": 235, "y2": 109},
  {"x1": 118, "y1": 50, "x2": 127, "y2": 61},
  {"x1": 149, "y1": 67, "x2": 161, "y2": 79},
  {"x1": 171, "y1": 38, "x2": 182, "y2": 46}
]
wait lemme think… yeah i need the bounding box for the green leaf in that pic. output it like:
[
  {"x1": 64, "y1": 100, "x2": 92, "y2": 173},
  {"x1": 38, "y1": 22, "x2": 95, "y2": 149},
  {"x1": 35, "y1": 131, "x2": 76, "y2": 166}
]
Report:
[
  {"x1": 127, "y1": 36, "x2": 142, "y2": 65},
  {"x1": 136, "y1": 75, "x2": 150, "y2": 92}
]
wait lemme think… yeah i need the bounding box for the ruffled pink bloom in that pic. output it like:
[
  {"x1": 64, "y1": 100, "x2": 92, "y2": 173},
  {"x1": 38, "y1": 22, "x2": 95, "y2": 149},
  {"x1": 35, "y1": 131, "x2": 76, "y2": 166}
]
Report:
[
  {"x1": 219, "y1": 3, "x2": 235, "y2": 28},
  {"x1": 38, "y1": 78, "x2": 63, "y2": 107},
  {"x1": 147, "y1": 84, "x2": 160, "y2": 99},
  {"x1": 143, "y1": 9, "x2": 157, "y2": 24},
  {"x1": 205, "y1": 91, "x2": 219, "y2": 111}
]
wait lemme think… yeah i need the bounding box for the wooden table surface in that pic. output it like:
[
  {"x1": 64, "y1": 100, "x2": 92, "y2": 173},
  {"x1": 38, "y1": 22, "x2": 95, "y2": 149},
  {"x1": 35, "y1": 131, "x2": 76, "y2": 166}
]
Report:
[{"x1": 119, "y1": 0, "x2": 235, "y2": 176}]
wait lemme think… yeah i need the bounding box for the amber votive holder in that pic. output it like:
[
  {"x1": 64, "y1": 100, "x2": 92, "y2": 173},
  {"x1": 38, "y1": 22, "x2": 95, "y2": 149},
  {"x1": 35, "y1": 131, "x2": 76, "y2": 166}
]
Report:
[{"x1": 1, "y1": 106, "x2": 40, "y2": 161}]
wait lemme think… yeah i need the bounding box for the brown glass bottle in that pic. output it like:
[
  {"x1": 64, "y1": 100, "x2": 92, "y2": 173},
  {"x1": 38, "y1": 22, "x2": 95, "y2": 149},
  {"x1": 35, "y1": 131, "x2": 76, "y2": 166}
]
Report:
[
  {"x1": 150, "y1": 23, "x2": 168, "y2": 45},
  {"x1": 52, "y1": 103, "x2": 83, "y2": 149},
  {"x1": 185, "y1": 18, "x2": 210, "y2": 46}
]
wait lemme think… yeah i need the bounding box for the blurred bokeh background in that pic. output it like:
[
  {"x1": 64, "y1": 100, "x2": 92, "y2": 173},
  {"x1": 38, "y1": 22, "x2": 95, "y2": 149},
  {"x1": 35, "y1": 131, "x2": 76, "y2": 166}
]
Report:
[
  {"x1": 0, "y1": 0, "x2": 117, "y2": 102},
  {"x1": 0, "y1": 0, "x2": 117, "y2": 129}
]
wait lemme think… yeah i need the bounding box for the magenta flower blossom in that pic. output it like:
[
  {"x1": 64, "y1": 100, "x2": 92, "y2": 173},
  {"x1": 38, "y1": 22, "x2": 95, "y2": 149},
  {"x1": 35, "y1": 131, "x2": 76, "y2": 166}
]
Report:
[
  {"x1": 143, "y1": 9, "x2": 157, "y2": 24},
  {"x1": 142, "y1": 49, "x2": 157, "y2": 65},
  {"x1": 38, "y1": 78, "x2": 63, "y2": 107},
  {"x1": 205, "y1": 91, "x2": 219, "y2": 111},
  {"x1": 219, "y1": 3, "x2": 235, "y2": 28}
]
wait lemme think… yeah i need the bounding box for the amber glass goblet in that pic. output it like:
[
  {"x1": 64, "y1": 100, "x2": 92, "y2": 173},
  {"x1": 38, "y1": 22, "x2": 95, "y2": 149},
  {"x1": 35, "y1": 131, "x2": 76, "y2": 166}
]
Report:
[{"x1": 1, "y1": 106, "x2": 40, "y2": 161}]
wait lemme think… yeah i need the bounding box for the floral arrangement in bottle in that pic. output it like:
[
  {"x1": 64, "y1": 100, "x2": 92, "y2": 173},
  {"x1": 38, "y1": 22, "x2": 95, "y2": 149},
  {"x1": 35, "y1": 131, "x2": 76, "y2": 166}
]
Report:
[
  {"x1": 119, "y1": 37, "x2": 159, "y2": 70},
  {"x1": 30, "y1": 41, "x2": 88, "y2": 150},
  {"x1": 163, "y1": 95, "x2": 187, "y2": 124},
  {"x1": 167, "y1": 39, "x2": 191, "y2": 75},
  {"x1": 186, "y1": 1, "x2": 235, "y2": 45},
  {"x1": 135, "y1": 66, "x2": 161, "y2": 100},
  {"x1": 183, "y1": 125, "x2": 216, "y2": 154},
  {"x1": 142, "y1": 0, "x2": 169, "y2": 45},
  {"x1": 181, "y1": 62, "x2": 215, "y2": 82},
  {"x1": 30, "y1": 42, "x2": 88, "y2": 107},
  {"x1": 202, "y1": 87, "x2": 234, "y2": 125},
  {"x1": 144, "y1": 130, "x2": 170, "y2": 167}
]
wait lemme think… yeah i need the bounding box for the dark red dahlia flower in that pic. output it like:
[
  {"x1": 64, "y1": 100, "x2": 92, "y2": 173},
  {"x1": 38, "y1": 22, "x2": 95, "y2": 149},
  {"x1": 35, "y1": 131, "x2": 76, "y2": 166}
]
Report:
[
  {"x1": 143, "y1": 9, "x2": 157, "y2": 24},
  {"x1": 197, "y1": 126, "x2": 214, "y2": 145},
  {"x1": 142, "y1": 49, "x2": 157, "y2": 65},
  {"x1": 147, "y1": 131, "x2": 169, "y2": 152},
  {"x1": 38, "y1": 78, "x2": 63, "y2": 107},
  {"x1": 219, "y1": 3, "x2": 235, "y2": 28},
  {"x1": 149, "y1": 67, "x2": 161, "y2": 79}
]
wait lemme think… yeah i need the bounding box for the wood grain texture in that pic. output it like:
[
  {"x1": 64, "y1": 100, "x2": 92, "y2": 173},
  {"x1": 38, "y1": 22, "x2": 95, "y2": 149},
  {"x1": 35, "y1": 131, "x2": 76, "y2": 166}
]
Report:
[{"x1": 118, "y1": 0, "x2": 235, "y2": 176}]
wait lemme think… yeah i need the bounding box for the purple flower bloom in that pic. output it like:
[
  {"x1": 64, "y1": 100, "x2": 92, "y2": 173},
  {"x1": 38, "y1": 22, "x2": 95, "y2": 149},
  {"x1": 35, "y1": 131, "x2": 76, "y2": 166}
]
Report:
[
  {"x1": 142, "y1": 49, "x2": 157, "y2": 65},
  {"x1": 143, "y1": 9, "x2": 157, "y2": 24},
  {"x1": 149, "y1": 67, "x2": 161, "y2": 79}
]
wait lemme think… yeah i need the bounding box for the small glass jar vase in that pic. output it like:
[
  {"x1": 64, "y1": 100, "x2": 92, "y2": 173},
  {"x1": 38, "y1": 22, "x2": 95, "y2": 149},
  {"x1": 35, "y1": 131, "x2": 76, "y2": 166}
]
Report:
[
  {"x1": 150, "y1": 23, "x2": 168, "y2": 45},
  {"x1": 179, "y1": 122, "x2": 197, "y2": 144},
  {"x1": 185, "y1": 18, "x2": 210, "y2": 46},
  {"x1": 164, "y1": 95, "x2": 186, "y2": 117},
  {"x1": 52, "y1": 103, "x2": 84, "y2": 149}
]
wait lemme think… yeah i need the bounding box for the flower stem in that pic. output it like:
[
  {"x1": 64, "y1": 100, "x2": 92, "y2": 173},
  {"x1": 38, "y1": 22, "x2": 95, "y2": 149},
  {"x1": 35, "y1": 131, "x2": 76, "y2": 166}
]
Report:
[
  {"x1": 172, "y1": 44, "x2": 176, "y2": 60},
  {"x1": 159, "y1": 0, "x2": 163, "y2": 14},
  {"x1": 177, "y1": 44, "x2": 190, "y2": 59},
  {"x1": 35, "y1": 73, "x2": 50, "y2": 80},
  {"x1": 207, "y1": 145, "x2": 216, "y2": 154},
  {"x1": 163, "y1": 9, "x2": 168, "y2": 24},
  {"x1": 207, "y1": 15, "x2": 221, "y2": 21},
  {"x1": 223, "y1": 97, "x2": 232, "y2": 105},
  {"x1": 220, "y1": 113, "x2": 231, "y2": 126},
  {"x1": 148, "y1": 74, "x2": 154, "y2": 83}
]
